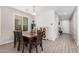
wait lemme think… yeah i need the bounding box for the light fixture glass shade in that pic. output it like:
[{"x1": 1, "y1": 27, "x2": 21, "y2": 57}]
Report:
[
  {"x1": 63, "y1": 12, "x2": 67, "y2": 15},
  {"x1": 32, "y1": 12, "x2": 36, "y2": 16}
]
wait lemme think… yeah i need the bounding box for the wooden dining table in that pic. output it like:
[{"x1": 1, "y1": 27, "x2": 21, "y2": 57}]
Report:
[{"x1": 22, "y1": 31, "x2": 37, "y2": 53}]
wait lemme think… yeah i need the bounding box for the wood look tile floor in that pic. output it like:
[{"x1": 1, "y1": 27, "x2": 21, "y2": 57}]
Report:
[{"x1": 0, "y1": 34, "x2": 79, "y2": 53}]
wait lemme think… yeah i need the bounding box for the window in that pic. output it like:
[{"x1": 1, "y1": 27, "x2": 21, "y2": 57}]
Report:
[
  {"x1": 23, "y1": 16, "x2": 28, "y2": 31},
  {"x1": 15, "y1": 15, "x2": 28, "y2": 31}
]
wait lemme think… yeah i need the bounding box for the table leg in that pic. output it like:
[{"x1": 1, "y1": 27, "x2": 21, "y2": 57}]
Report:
[{"x1": 29, "y1": 39, "x2": 32, "y2": 53}]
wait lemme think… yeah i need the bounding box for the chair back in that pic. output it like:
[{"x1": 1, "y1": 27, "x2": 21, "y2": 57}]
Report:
[
  {"x1": 14, "y1": 30, "x2": 23, "y2": 41},
  {"x1": 42, "y1": 28, "x2": 46, "y2": 39},
  {"x1": 18, "y1": 30, "x2": 23, "y2": 41},
  {"x1": 36, "y1": 30, "x2": 42, "y2": 44}
]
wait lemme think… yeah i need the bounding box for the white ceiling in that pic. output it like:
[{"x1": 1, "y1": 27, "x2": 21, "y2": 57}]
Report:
[
  {"x1": 10, "y1": 6, "x2": 76, "y2": 19},
  {"x1": 36, "y1": 6, "x2": 75, "y2": 16},
  {"x1": 10, "y1": 6, "x2": 34, "y2": 15}
]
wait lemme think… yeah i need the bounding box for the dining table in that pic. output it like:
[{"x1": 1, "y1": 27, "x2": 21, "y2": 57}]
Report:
[{"x1": 22, "y1": 31, "x2": 37, "y2": 53}]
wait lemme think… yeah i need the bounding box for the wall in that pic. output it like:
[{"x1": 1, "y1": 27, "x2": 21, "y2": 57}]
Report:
[
  {"x1": 35, "y1": 10, "x2": 59, "y2": 41},
  {"x1": 55, "y1": 12, "x2": 59, "y2": 39},
  {"x1": 69, "y1": 7, "x2": 79, "y2": 46},
  {"x1": 0, "y1": 7, "x2": 33, "y2": 45},
  {"x1": 70, "y1": 7, "x2": 77, "y2": 43},
  {"x1": 77, "y1": 7, "x2": 79, "y2": 46},
  {"x1": 0, "y1": 8, "x2": 1, "y2": 39},
  {"x1": 61, "y1": 20, "x2": 70, "y2": 33}
]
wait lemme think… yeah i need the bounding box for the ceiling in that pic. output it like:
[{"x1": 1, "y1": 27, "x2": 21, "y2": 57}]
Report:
[
  {"x1": 36, "y1": 6, "x2": 76, "y2": 20},
  {"x1": 11, "y1": 6, "x2": 76, "y2": 20},
  {"x1": 36, "y1": 6, "x2": 75, "y2": 15},
  {"x1": 10, "y1": 6, "x2": 34, "y2": 15}
]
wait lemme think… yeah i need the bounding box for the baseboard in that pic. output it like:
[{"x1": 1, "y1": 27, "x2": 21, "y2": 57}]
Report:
[{"x1": 0, "y1": 39, "x2": 13, "y2": 45}]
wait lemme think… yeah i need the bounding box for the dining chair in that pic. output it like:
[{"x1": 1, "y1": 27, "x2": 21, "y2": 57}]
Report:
[
  {"x1": 42, "y1": 28, "x2": 46, "y2": 40},
  {"x1": 31, "y1": 30, "x2": 43, "y2": 53},
  {"x1": 14, "y1": 30, "x2": 25, "y2": 51},
  {"x1": 14, "y1": 30, "x2": 19, "y2": 48},
  {"x1": 22, "y1": 36, "x2": 29, "y2": 53},
  {"x1": 13, "y1": 30, "x2": 22, "y2": 51},
  {"x1": 17, "y1": 30, "x2": 23, "y2": 51},
  {"x1": 17, "y1": 30, "x2": 29, "y2": 52}
]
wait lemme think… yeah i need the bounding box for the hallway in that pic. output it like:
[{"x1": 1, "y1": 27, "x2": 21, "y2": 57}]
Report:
[{"x1": 0, "y1": 34, "x2": 79, "y2": 53}]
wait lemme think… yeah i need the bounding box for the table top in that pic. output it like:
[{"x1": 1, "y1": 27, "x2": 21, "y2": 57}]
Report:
[
  {"x1": 22, "y1": 32, "x2": 37, "y2": 38},
  {"x1": 14, "y1": 30, "x2": 37, "y2": 38}
]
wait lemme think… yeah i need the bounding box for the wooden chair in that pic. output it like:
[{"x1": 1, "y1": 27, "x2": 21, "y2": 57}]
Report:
[
  {"x1": 22, "y1": 30, "x2": 43, "y2": 53},
  {"x1": 17, "y1": 30, "x2": 29, "y2": 52},
  {"x1": 14, "y1": 30, "x2": 29, "y2": 52},
  {"x1": 42, "y1": 28, "x2": 46, "y2": 40},
  {"x1": 14, "y1": 30, "x2": 22, "y2": 51},
  {"x1": 31, "y1": 30, "x2": 43, "y2": 53},
  {"x1": 14, "y1": 30, "x2": 19, "y2": 48},
  {"x1": 22, "y1": 36, "x2": 29, "y2": 53},
  {"x1": 17, "y1": 30, "x2": 23, "y2": 51}
]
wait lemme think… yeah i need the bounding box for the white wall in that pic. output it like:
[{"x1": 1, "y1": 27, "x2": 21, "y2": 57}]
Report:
[
  {"x1": 35, "y1": 10, "x2": 59, "y2": 40},
  {"x1": 61, "y1": 20, "x2": 70, "y2": 33},
  {"x1": 69, "y1": 7, "x2": 79, "y2": 46},
  {"x1": 55, "y1": 12, "x2": 59, "y2": 39},
  {"x1": 0, "y1": 7, "x2": 33, "y2": 45},
  {"x1": 0, "y1": 8, "x2": 1, "y2": 38},
  {"x1": 77, "y1": 7, "x2": 79, "y2": 46},
  {"x1": 70, "y1": 7, "x2": 77, "y2": 43}
]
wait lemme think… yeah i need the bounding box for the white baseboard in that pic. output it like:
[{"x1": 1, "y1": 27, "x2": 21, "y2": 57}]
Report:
[{"x1": 0, "y1": 39, "x2": 13, "y2": 45}]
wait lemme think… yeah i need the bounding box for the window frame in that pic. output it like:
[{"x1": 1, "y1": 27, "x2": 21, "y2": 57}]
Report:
[{"x1": 14, "y1": 15, "x2": 28, "y2": 31}]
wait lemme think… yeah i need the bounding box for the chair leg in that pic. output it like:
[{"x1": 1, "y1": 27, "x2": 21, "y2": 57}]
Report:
[
  {"x1": 14, "y1": 38, "x2": 16, "y2": 48},
  {"x1": 40, "y1": 44, "x2": 43, "y2": 51},
  {"x1": 22, "y1": 43, "x2": 25, "y2": 53},
  {"x1": 35, "y1": 45, "x2": 38, "y2": 53},
  {"x1": 29, "y1": 46, "x2": 32, "y2": 53},
  {"x1": 17, "y1": 40, "x2": 20, "y2": 51}
]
